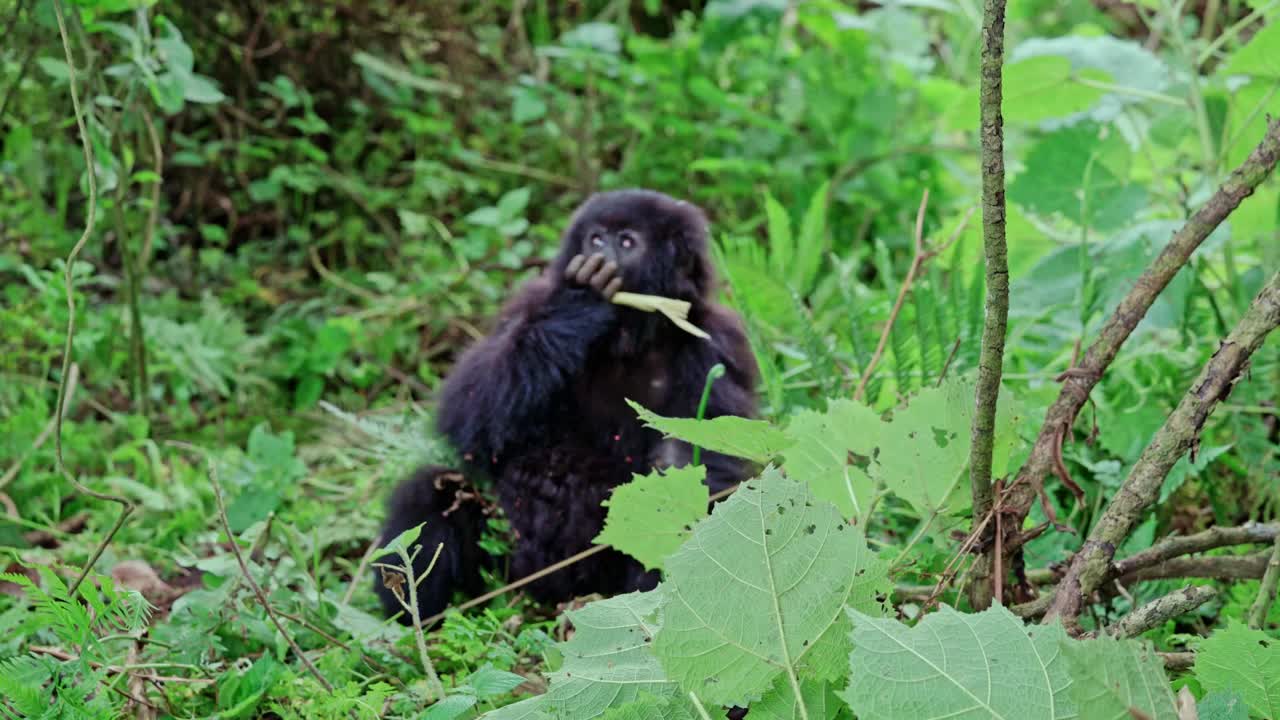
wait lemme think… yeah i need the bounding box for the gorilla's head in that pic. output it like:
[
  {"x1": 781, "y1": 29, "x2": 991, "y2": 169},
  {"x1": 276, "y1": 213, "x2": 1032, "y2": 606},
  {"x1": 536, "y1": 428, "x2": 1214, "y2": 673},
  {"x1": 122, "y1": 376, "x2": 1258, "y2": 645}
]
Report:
[{"x1": 554, "y1": 189, "x2": 714, "y2": 301}]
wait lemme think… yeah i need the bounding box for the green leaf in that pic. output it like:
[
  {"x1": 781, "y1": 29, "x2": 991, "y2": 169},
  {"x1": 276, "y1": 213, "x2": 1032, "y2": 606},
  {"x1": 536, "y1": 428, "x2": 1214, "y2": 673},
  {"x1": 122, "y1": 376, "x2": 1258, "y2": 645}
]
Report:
[
  {"x1": 628, "y1": 400, "x2": 794, "y2": 463},
  {"x1": 535, "y1": 589, "x2": 688, "y2": 718},
  {"x1": 751, "y1": 675, "x2": 840, "y2": 720},
  {"x1": 595, "y1": 465, "x2": 710, "y2": 571},
  {"x1": 467, "y1": 665, "x2": 527, "y2": 699},
  {"x1": 654, "y1": 470, "x2": 890, "y2": 707},
  {"x1": 842, "y1": 605, "x2": 1075, "y2": 719},
  {"x1": 872, "y1": 376, "x2": 1021, "y2": 516},
  {"x1": 1198, "y1": 691, "x2": 1252, "y2": 720},
  {"x1": 782, "y1": 399, "x2": 882, "y2": 519},
  {"x1": 482, "y1": 696, "x2": 548, "y2": 720},
  {"x1": 791, "y1": 181, "x2": 830, "y2": 296},
  {"x1": 764, "y1": 191, "x2": 795, "y2": 279},
  {"x1": 1195, "y1": 622, "x2": 1280, "y2": 719},
  {"x1": 1002, "y1": 55, "x2": 1109, "y2": 124},
  {"x1": 181, "y1": 73, "x2": 226, "y2": 104},
  {"x1": 1008, "y1": 123, "x2": 1147, "y2": 231},
  {"x1": 598, "y1": 694, "x2": 697, "y2": 720},
  {"x1": 379, "y1": 523, "x2": 426, "y2": 559},
  {"x1": 1061, "y1": 635, "x2": 1178, "y2": 719},
  {"x1": 423, "y1": 694, "x2": 478, "y2": 720},
  {"x1": 1223, "y1": 18, "x2": 1280, "y2": 79}
]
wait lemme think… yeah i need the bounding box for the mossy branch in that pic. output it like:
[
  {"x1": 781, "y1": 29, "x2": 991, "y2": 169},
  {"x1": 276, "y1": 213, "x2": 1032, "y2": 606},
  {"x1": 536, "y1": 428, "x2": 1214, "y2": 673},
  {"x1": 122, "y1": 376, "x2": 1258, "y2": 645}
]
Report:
[
  {"x1": 967, "y1": 0, "x2": 1010, "y2": 612},
  {"x1": 1106, "y1": 585, "x2": 1217, "y2": 639},
  {"x1": 1045, "y1": 270, "x2": 1280, "y2": 622}
]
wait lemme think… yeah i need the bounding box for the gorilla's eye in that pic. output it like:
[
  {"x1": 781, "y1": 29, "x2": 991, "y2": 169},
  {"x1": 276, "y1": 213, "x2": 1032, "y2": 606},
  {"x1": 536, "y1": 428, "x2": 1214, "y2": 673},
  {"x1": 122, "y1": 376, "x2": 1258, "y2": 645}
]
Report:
[
  {"x1": 619, "y1": 232, "x2": 636, "y2": 249},
  {"x1": 590, "y1": 234, "x2": 605, "y2": 247}
]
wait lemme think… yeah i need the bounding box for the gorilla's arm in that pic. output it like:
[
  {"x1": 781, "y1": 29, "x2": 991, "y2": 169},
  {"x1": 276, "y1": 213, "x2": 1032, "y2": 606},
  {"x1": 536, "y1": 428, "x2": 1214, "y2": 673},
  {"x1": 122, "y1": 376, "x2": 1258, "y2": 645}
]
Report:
[{"x1": 437, "y1": 277, "x2": 615, "y2": 462}]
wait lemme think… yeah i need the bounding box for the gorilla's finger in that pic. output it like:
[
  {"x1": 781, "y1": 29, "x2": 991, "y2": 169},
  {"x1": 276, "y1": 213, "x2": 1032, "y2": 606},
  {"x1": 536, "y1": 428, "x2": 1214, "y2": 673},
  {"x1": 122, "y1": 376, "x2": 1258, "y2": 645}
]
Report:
[
  {"x1": 565, "y1": 254, "x2": 585, "y2": 278},
  {"x1": 576, "y1": 254, "x2": 605, "y2": 284},
  {"x1": 589, "y1": 260, "x2": 618, "y2": 292},
  {"x1": 602, "y1": 277, "x2": 623, "y2": 300}
]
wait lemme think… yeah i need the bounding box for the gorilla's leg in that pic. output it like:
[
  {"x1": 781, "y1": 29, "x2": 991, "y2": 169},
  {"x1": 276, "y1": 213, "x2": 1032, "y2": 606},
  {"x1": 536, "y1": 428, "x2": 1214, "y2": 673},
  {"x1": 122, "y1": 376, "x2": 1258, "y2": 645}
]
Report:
[{"x1": 373, "y1": 466, "x2": 489, "y2": 623}]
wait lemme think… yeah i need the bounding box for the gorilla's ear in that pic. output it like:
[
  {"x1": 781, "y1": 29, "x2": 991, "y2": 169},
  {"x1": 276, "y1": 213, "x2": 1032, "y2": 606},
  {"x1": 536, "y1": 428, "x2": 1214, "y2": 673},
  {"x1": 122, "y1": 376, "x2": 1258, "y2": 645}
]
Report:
[{"x1": 665, "y1": 202, "x2": 714, "y2": 299}]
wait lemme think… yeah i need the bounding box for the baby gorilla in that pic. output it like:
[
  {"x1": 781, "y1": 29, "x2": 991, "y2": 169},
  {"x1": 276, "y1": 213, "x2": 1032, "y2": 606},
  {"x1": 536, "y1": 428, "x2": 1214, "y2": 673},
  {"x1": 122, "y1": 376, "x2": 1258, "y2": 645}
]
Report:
[{"x1": 373, "y1": 189, "x2": 759, "y2": 622}]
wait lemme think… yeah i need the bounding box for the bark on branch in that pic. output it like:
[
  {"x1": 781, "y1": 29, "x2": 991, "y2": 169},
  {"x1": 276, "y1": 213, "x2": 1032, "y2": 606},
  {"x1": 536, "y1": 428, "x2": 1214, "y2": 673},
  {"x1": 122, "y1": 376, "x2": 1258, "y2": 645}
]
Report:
[
  {"x1": 967, "y1": 0, "x2": 1010, "y2": 613},
  {"x1": 1105, "y1": 585, "x2": 1217, "y2": 638},
  {"x1": 996, "y1": 120, "x2": 1280, "y2": 605},
  {"x1": 1045, "y1": 270, "x2": 1280, "y2": 621},
  {"x1": 1111, "y1": 522, "x2": 1280, "y2": 578}
]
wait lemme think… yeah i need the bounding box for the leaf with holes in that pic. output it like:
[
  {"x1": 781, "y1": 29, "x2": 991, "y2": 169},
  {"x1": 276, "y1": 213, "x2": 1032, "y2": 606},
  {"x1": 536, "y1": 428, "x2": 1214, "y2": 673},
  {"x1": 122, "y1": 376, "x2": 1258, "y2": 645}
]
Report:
[
  {"x1": 782, "y1": 399, "x2": 882, "y2": 520},
  {"x1": 653, "y1": 470, "x2": 890, "y2": 707},
  {"x1": 1061, "y1": 635, "x2": 1177, "y2": 719},
  {"x1": 629, "y1": 400, "x2": 794, "y2": 463},
  {"x1": 842, "y1": 604, "x2": 1075, "y2": 719},
  {"x1": 596, "y1": 465, "x2": 710, "y2": 571},
  {"x1": 872, "y1": 377, "x2": 1022, "y2": 516}
]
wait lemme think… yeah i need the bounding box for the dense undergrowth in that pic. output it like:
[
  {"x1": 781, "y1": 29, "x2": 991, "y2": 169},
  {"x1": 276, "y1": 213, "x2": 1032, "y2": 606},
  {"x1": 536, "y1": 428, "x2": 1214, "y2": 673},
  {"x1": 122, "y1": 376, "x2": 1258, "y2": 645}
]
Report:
[{"x1": 1, "y1": 0, "x2": 1279, "y2": 717}]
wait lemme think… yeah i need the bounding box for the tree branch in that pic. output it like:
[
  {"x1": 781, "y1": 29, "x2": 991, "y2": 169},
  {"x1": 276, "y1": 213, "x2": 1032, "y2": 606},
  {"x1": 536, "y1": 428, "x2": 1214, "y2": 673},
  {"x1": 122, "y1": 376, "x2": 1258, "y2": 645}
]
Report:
[
  {"x1": 967, "y1": 0, "x2": 1011, "y2": 613},
  {"x1": 1045, "y1": 270, "x2": 1280, "y2": 621},
  {"x1": 999, "y1": 118, "x2": 1280, "y2": 598},
  {"x1": 1105, "y1": 585, "x2": 1217, "y2": 638},
  {"x1": 1111, "y1": 522, "x2": 1280, "y2": 578},
  {"x1": 1120, "y1": 554, "x2": 1270, "y2": 583}
]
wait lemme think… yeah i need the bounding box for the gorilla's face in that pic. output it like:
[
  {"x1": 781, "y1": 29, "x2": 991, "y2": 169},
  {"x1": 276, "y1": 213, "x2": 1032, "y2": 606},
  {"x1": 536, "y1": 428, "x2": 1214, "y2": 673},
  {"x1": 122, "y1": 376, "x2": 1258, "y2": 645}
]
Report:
[
  {"x1": 578, "y1": 219, "x2": 648, "y2": 279},
  {"x1": 559, "y1": 189, "x2": 711, "y2": 298}
]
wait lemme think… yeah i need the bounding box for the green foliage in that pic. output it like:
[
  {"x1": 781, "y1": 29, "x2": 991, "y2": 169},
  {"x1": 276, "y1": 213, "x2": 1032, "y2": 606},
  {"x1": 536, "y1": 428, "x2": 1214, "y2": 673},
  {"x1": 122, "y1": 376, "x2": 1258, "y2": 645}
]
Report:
[
  {"x1": 5, "y1": 0, "x2": 1280, "y2": 715},
  {"x1": 843, "y1": 605, "x2": 1076, "y2": 718},
  {"x1": 845, "y1": 605, "x2": 1180, "y2": 719},
  {"x1": 1195, "y1": 622, "x2": 1280, "y2": 719},
  {"x1": 1061, "y1": 636, "x2": 1178, "y2": 720},
  {"x1": 655, "y1": 470, "x2": 890, "y2": 707},
  {"x1": 595, "y1": 464, "x2": 710, "y2": 571}
]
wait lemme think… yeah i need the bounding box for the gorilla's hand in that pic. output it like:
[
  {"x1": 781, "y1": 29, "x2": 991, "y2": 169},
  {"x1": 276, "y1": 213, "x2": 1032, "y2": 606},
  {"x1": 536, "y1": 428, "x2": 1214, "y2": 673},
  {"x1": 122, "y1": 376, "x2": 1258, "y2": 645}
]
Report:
[{"x1": 564, "y1": 254, "x2": 623, "y2": 301}]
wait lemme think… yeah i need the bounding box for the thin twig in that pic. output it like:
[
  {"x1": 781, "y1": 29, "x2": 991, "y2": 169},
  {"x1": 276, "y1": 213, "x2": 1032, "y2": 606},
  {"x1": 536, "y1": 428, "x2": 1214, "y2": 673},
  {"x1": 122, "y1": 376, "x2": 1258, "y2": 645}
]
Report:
[
  {"x1": 52, "y1": 0, "x2": 135, "y2": 596},
  {"x1": 1247, "y1": 536, "x2": 1280, "y2": 629},
  {"x1": 200, "y1": 450, "x2": 333, "y2": 692},
  {"x1": 852, "y1": 195, "x2": 974, "y2": 401},
  {"x1": 27, "y1": 646, "x2": 213, "y2": 685}
]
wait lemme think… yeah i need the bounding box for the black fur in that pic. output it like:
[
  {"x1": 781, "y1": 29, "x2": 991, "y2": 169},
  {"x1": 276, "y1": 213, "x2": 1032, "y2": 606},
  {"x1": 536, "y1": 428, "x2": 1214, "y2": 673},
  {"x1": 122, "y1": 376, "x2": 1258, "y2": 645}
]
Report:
[{"x1": 373, "y1": 189, "x2": 759, "y2": 622}]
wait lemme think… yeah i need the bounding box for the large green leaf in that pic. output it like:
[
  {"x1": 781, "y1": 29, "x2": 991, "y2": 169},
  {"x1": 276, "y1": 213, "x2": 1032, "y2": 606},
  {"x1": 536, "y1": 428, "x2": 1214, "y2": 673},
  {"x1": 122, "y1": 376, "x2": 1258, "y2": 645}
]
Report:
[
  {"x1": 595, "y1": 465, "x2": 710, "y2": 571},
  {"x1": 1061, "y1": 635, "x2": 1177, "y2": 719},
  {"x1": 872, "y1": 377, "x2": 1021, "y2": 516},
  {"x1": 1001, "y1": 55, "x2": 1110, "y2": 124},
  {"x1": 483, "y1": 589, "x2": 686, "y2": 720},
  {"x1": 1008, "y1": 123, "x2": 1147, "y2": 231},
  {"x1": 782, "y1": 399, "x2": 882, "y2": 520},
  {"x1": 842, "y1": 605, "x2": 1074, "y2": 719},
  {"x1": 654, "y1": 470, "x2": 890, "y2": 707},
  {"x1": 545, "y1": 589, "x2": 686, "y2": 717},
  {"x1": 629, "y1": 401, "x2": 794, "y2": 464},
  {"x1": 750, "y1": 675, "x2": 840, "y2": 720},
  {"x1": 1196, "y1": 622, "x2": 1280, "y2": 719}
]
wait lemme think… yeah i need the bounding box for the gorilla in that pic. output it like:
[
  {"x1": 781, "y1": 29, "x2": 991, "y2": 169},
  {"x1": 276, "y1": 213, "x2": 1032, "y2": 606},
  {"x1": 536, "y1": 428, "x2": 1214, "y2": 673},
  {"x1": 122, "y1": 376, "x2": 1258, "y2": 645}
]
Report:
[{"x1": 374, "y1": 189, "x2": 759, "y2": 622}]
